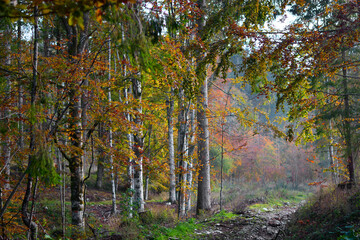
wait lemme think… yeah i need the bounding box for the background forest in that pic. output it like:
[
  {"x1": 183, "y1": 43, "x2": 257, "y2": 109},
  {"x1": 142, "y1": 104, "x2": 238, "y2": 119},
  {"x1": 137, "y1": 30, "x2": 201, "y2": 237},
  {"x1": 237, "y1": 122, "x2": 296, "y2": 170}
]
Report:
[{"x1": 1, "y1": 0, "x2": 360, "y2": 239}]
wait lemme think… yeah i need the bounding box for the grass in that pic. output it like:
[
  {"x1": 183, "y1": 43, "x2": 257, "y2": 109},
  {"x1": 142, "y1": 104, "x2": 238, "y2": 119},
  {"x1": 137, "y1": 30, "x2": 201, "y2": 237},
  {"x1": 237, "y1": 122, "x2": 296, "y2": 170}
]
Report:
[
  {"x1": 209, "y1": 210, "x2": 238, "y2": 222},
  {"x1": 148, "y1": 210, "x2": 237, "y2": 240},
  {"x1": 146, "y1": 192, "x2": 169, "y2": 203},
  {"x1": 248, "y1": 190, "x2": 309, "y2": 212},
  {"x1": 150, "y1": 218, "x2": 201, "y2": 240}
]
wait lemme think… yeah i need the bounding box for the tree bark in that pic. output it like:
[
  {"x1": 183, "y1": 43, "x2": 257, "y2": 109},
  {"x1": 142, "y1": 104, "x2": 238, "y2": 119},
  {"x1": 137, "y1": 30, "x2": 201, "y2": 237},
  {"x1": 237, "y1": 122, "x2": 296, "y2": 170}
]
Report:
[
  {"x1": 341, "y1": 47, "x2": 355, "y2": 185},
  {"x1": 132, "y1": 77, "x2": 145, "y2": 212},
  {"x1": 57, "y1": 149, "x2": 66, "y2": 238},
  {"x1": 17, "y1": 19, "x2": 24, "y2": 151},
  {"x1": 196, "y1": 76, "x2": 211, "y2": 214},
  {"x1": 196, "y1": 0, "x2": 211, "y2": 215},
  {"x1": 119, "y1": 81, "x2": 136, "y2": 217},
  {"x1": 177, "y1": 89, "x2": 188, "y2": 218},
  {"x1": 61, "y1": 11, "x2": 90, "y2": 232},
  {"x1": 145, "y1": 124, "x2": 152, "y2": 201},
  {"x1": 124, "y1": 86, "x2": 135, "y2": 217},
  {"x1": 2, "y1": 18, "x2": 12, "y2": 191},
  {"x1": 166, "y1": 89, "x2": 176, "y2": 203},
  {"x1": 108, "y1": 38, "x2": 117, "y2": 215},
  {"x1": 96, "y1": 123, "x2": 105, "y2": 189},
  {"x1": 186, "y1": 108, "x2": 195, "y2": 213},
  {"x1": 118, "y1": 27, "x2": 135, "y2": 217},
  {"x1": 21, "y1": 7, "x2": 39, "y2": 239},
  {"x1": 328, "y1": 119, "x2": 337, "y2": 184},
  {"x1": 144, "y1": 174, "x2": 149, "y2": 201}
]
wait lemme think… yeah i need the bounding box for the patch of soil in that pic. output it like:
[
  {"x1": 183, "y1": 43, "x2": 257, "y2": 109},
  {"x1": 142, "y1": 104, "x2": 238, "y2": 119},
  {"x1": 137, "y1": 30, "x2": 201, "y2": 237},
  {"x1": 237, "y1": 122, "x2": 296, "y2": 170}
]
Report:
[{"x1": 196, "y1": 203, "x2": 300, "y2": 240}]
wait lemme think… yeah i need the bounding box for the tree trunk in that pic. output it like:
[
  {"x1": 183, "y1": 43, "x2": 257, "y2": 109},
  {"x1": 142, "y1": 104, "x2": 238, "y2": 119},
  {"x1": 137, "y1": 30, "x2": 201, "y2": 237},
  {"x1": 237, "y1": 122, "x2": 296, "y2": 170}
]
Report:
[
  {"x1": 186, "y1": 108, "x2": 195, "y2": 213},
  {"x1": 196, "y1": 0, "x2": 211, "y2": 214},
  {"x1": 342, "y1": 47, "x2": 355, "y2": 185},
  {"x1": 108, "y1": 38, "x2": 117, "y2": 215},
  {"x1": 145, "y1": 124, "x2": 152, "y2": 201},
  {"x1": 177, "y1": 89, "x2": 188, "y2": 218},
  {"x1": 328, "y1": 119, "x2": 337, "y2": 184},
  {"x1": 132, "y1": 77, "x2": 145, "y2": 212},
  {"x1": 144, "y1": 174, "x2": 149, "y2": 201},
  {"x1": 21, "y1": 177, "x2": 38, "y2": 240},
  {"x1": 96, "y1": 123, "x2": 105, "y2": 189},
  {"x1": 196, "y1": 76, "x2": 211, "y2": 214},
  {"x1": 220, "y1": 118, "x2": 224, "y2": 211},
  {"x1": 17, "y1": 19, "x2": 24, "y2": 152},
  {"x1": 2, "y1": 19, "x2": 12, "y2": 190},
  {"x1": 22, "y1": 7, "x2": 39, "y2": 239},
  {"x1": 122, "y1": 84, "x2": 135, "y2": 217},
  {"x1": 81, "y1": 78, "x2": 88, "y2": 177},
  {"x1": 166, "y1": 89, "x2": 176, "y2": 203},
  {"x1": 17, "y1": 19, "x2": 24, "y2": 158},
  {"x1": 61, "y1": 11, "x2": 90, "y2": 232},
  {"x1": 57, "y1": 149, "x2": 66, "y2": 238}
]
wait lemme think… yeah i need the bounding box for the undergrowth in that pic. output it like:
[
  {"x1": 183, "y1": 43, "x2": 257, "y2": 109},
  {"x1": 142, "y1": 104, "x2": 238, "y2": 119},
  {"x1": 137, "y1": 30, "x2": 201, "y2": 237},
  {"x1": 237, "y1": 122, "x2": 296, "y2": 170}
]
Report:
[{"x1": 285, "y1": 186, "x2": 360, "y2": 240}]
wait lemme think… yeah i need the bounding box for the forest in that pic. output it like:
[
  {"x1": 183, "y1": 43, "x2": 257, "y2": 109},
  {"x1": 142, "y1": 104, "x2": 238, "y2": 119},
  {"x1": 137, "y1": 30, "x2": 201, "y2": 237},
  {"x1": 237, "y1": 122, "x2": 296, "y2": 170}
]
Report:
[{"x1": 1, "y1": 0, "x2": 360, "y2": 239}]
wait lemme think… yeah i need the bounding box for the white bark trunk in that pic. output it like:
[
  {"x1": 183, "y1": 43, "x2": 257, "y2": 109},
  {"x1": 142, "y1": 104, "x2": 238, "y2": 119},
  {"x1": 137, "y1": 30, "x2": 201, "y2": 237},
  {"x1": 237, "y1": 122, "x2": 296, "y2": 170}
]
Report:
[
  {"x1": 120, "y1": 45, "x2": 135, "y2": 217},
  {"x1": 108, "y1": 38, "x2": 117, "y2": 215},
  {"x1": 132, "y1": 77, "x2": 145, "y2": 212},
  {"x1": 186, "y1": 108, "x2": 196, "y2": 213},
  {"x1": 167, "y1": 89, "x2": 176, "y2": 203},
  {"x1": 177, "y1": 89, "x2": 188, "y2": 218},
  {"x1": 125, "y1": 87, "x2": 134, "y2": 217}
]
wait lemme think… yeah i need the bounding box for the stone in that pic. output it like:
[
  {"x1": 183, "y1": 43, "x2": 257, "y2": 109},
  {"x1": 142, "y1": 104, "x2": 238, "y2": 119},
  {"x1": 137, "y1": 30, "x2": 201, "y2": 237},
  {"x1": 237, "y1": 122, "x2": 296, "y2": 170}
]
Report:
[{"x1": 268, "y1": 219, "x2": 281, "y2": 227}]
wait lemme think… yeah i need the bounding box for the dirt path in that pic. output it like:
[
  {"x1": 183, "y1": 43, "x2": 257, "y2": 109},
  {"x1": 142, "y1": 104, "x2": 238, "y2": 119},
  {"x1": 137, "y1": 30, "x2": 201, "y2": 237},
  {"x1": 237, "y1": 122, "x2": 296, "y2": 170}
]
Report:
[{"x1": 196, "y1": 203, "x2": 301, "y2": 240}]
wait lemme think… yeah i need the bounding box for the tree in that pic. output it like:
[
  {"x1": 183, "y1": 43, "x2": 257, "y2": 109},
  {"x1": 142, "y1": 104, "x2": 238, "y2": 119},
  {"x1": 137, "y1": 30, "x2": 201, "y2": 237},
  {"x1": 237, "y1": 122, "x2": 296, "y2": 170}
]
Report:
[
  {"x1": 21, "y1": 6, "x2": 39, "y2": 239},
  {"x1": 241, "y1": 0, "x2": 360, "y2": 185},
  {"x1": 195, "y1": 0, "x2": 211, "y2": 214}
]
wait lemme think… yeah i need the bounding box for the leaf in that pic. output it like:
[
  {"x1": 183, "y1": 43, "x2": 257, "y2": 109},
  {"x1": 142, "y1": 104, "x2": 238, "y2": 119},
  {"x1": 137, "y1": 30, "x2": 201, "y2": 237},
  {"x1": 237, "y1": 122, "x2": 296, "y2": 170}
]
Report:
[
  {"x1": 96, "y1": 8, "x2": 103, "y2": 24},
  {"x1": 68, "y1": 14, "x2": 74, "y2": 26}
]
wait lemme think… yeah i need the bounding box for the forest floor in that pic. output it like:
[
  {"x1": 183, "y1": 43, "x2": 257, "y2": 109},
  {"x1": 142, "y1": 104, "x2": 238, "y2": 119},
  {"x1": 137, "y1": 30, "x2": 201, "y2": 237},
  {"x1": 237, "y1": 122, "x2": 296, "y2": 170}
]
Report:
[
  {"x1": 37, "y1": 184, "x2": 311, "y2": 239},
  {"x1": 196, "y1": 202, "x2": 302, "y2": 240}
]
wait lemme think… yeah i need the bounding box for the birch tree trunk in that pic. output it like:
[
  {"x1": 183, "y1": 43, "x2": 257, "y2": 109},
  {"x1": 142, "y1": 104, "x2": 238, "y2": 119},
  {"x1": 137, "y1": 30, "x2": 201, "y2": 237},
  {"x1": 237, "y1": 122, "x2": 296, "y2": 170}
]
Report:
[
  {"x1": 124, "y1": 86, "x2": 135, "y2": 217},
  {"x1": 177, "y1": 89, "x2": 188, "y2": 218},
  {"x1": 186, "y1": 108, "x2": 195, "y2": 213},
  {"x1": 166, "y1": 89, "x2": 176, "y2": 203},
  {"x1": 108, "y1": 38, "x2": 117, "y2": 215},
  {"x1": 132, "y1": 77, "x2": 145, "y2": 212},
  {"x1": 117, "y1": 40, "x2": 135, "y2": 216}
]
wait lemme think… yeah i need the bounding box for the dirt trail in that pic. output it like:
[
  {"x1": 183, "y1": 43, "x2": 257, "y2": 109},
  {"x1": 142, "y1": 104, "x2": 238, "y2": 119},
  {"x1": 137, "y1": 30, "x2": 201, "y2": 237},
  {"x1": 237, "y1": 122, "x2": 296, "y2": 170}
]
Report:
[{"x1": 196, "y1": 203, "x2": 301, "y2": 240}]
